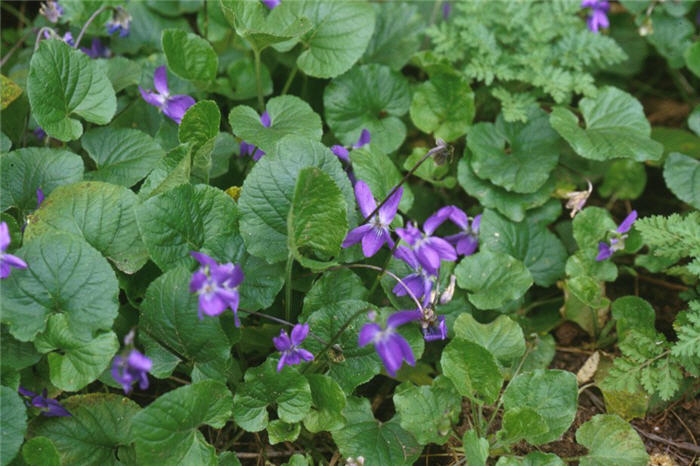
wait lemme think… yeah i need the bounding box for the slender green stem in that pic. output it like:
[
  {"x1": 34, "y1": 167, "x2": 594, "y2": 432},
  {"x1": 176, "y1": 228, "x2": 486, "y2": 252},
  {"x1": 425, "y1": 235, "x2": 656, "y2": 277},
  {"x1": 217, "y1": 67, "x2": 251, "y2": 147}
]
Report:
[
  {"x1": 281, "y1": 65, "x2": 298, "y2": 95},
  {"x1": 361, "y1": 141, "x2": 447, "y2": 224},
  {"x1": 1, "y1": 3, "x2": 31, "y2": 25},
  {"x1": 301, "y1": 302, "x2": 373, "y2": 374},
  {"x1": 285, "y1": 253, "x2": 294, "y2": 323},
  {"x1": 74, "y1": 5, "x2": 110, "y2": 49},
  {"x1": 34, "y1": 27, "x2": 53, "y2": 52},
  {"x1": 484, "y1": 344, "x2": 533, "y2": 434},
  {"x1": 367, "y1": 241, "x2": 400, "y2": 297},
  {"x1": 1, "y1": 27, "x2": 35, "y2": 68},
  {"x1": 471, "y1": 402, "x2": 482, "y2": 437},
  {"x1": 202, "y1": 0, "x2": 209, "y2": 39},
  {"x1": 330, "y1": 263, "x2": 425, "y2": 313},
  {"x1": 253, "y1": 47, "x2": 264, "y2": 112}
]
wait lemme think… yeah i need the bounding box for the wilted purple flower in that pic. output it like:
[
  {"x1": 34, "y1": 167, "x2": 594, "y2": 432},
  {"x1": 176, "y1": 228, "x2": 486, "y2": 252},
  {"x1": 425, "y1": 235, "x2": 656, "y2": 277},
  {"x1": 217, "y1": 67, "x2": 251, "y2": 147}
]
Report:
[
  {"x1": 436, "y1": 206, "x2": 481, "y2": 256},
  {"x1": 18, "y1": 387, "x2": 71, "y2": 417},
  {"x1": 139, "y1": 66, "x2": 195, "y2": 125},
  {"x1": 358, "y1": 310, "x2": 420, "y2": 376},
  {"x1": 34, "y1": 127, "x2": 47, "y2": 141},
  {"x1": 581, "y1": 0, "x2": 609, "y2": 33},
  {"x1": 261, "y1": 0, "x2": 281, "y2": 9},
  {"x1": 1, "y1": 222, "x2": 27, "y2": 279},
  {"x1": 565, "y1": 180, "x2": 593, "y2": 218},
  {"x1": 189, "y1": 252, "x2": 244, "y2": 325},
  {"x1": 39, "y1": 1, "x2": 63, "y2": 23},
  {"x1": 331, "y1": 128, "x2": 371, "y2": 164},
  {"x1": 393, "y1": 245, "x2": 435, "y2": 306},
  {"x1": 396, "y1": 210, "x2": 457, "y2": 275},
  {"x1": 596, "y1": 210, "x2": 637, "y2": 261},
  {"x1": 80, "y1": 38, "x2": 110, "y2": 59},
  {"x1": 111, "y1": 350, "x2": 152, "y2": 394},
  {"x1": 239, "y1": 111, "x2": 271, "y2": 161},
  {"x1": 106, "y1": 6, "x2": 131, "y2": 37},
  {"x1": 342, "y1": 181, "x2": 403, "y2": 257},
  {"x1": 273, "y1": 323, "x2": 314, "y2": 372}
]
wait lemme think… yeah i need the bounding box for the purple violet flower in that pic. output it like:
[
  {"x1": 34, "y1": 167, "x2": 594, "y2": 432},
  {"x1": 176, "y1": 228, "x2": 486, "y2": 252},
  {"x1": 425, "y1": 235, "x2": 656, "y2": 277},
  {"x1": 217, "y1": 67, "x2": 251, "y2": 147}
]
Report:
[
  {"x1": 106, "y1": 6, "x2": 131, "y2": 37},
  {"x1": 442, "y1": 2, "x2": 452, "y2": 20},
  {"x1": 139, "y1": 66, "x2": 196, "y2": 125},
  {"x1": 358, "y1": 310, "x2": 421, "y2": 376},
  {"x1": 36, "y1": 188, "x2": 45, "y2": 208},
  {"x1": 396, "y1": 210, "x2": 457, "y2": 275},
  {"x1": 1, "y1": 222, "x2": 27, "y2": 279},
  {"x1": 18, "y1": 387, "x2": 71, "y2": 417},
  {"x1": 39, "y1": 1, "x2": 63, "y2": 23},
  {"x1": 581, "y1": 0, "x2": 610, "y2": 33},
  {"x1": 393, "y1": 245, "x2": 435, "y2": 306},
  {"x1": 111, "y1": 349, "x2": 152, "y2": 394},
  {"x1": 423, "y1": 315, "x2": 447, "y2": 342},
  {"x1": 261, "y1": 0, "x2": 281, "y2": 9},
  {"x1": 331, "y1": 128, "x2": 371, "y2": 164},
  {"x1": 80, "y1": 38, "x2": 110, "y2": 59},
  {"x1": 34, "y1": 127, "x2": 47, "y2": 141},
  {"x1": 239, "y1": 111, "x2": 271, "y2": 161},
  {"x1": 436, "y1": 206, "x2": 481, "y2": 256},
  {"x1": 596, "y1": 210, "x2": 637, "y2": 261},
  {"x1": 273, "y1": 323, "x2": 314, "y2": 372},
  {"x1": 342, "y1": 181, "x2": 403, "y2": 257},
  {"x1": 189, "y1": 252, "x2": 244, "y2": 325}
]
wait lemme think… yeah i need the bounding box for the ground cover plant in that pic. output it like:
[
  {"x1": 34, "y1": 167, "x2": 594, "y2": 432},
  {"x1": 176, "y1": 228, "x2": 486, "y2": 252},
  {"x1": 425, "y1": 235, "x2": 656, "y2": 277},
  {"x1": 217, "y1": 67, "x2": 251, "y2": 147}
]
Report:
[{"x1": 1, "y1": 0, "x2": 699, "y2": 464}]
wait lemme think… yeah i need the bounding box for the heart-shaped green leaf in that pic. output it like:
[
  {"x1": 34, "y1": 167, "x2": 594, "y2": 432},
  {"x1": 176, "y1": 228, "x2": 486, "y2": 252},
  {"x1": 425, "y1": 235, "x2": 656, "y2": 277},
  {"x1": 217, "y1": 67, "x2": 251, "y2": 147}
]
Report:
[{"x1": 27, "y1": 40, "x2": 116, "y2": 141}]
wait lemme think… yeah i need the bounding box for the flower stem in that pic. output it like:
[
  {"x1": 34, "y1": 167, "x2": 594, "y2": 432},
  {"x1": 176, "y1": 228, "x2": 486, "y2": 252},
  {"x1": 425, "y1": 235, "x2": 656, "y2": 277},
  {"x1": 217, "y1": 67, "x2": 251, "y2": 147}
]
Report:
[
  {"x1": 281, "y1": 65, "x2": 298, "y2": 95},
  {"x1": 1, "y1": 27, "x2": 35, "y2": 68},
  {"x1": 74, "y1": 5, "x2": 109, "y2": 50},
  {"x1": 367, "y1": 241, "x2": 400, "y2": 297},
  {"x1": 1, "y1": 3, "x2": 31, "y2": 26},
  {"x1": 253, "y1": 47, "x2": 264, "y2": 112},
  {"x1": 331, "y1": 263, "x2": 425, "y2": 313},
  {"x1": 361, "y1": 141, "x2": 447, "y2": 224},
  {"x1": 285, "y1": 252, "x2": 294, "y2": 323},
  {"x1": 301, "y1": 302, "x2": 373, "y2": 374}
]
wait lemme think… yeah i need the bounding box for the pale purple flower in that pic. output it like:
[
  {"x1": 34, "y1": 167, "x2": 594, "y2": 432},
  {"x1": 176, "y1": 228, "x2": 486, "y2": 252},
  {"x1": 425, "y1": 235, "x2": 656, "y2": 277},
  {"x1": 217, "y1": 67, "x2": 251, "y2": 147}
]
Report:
[
  {"x1": 139, "y1": 66, "x2": 196, "y2": 125},
  {"x1": 189, "y1": 252, "x2": 244, "y2": 325},
  {"x1": 396, "y1": 210, "x2": 457, "y2": 275},
  {"x1": 39, "y1": 1, "x2": 63, "y2": 23},
  {"x1": 261, "y1": 0, "x2": 281, "y2": 10},
  {"x1": 18, "y1": 387, "x2": 70, "y2": 417},
  {"x1": 273, "y1": 323, "x2": 314, "y2": 372},
  {"x1": 342, "y1": 181, "x2": 402, "y2": 257},
  {"x1": 581, "y1": 0, "x2": 609, "y2": 33},
  {"x1": 106, "y1": 6, "x2": 131, "y2": 37},
  {"x1": 437, "y1": 206, "x2": 481, "y2": 256},
  {"x1": 111, "y1": 350, "x2": 152, "y2": 394},
  {"x1": 393, "y1": 245, "x2": 435, "y2": 306},
  {"x1": 1, "y1": 222, "x2": 27, "y2": 279},
  {"x1": 80, "y1": 38, "x2": 110, "y2": 59},
  {"x1": 596, "y1": 210, "x2": 637, "y2": 261},
  {"x1": 239, "y1": 111, "x2": 271, "y2": 161},
  {"x1": 358, "y1": 310, "x2": 420, "y2": 376}
]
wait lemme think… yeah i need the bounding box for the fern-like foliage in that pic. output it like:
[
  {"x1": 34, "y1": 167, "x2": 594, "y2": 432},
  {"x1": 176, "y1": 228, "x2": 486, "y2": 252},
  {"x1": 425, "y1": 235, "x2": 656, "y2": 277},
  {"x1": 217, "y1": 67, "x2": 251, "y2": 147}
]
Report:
[
  {"x1": 427, "y1": 0, "x2": 627, "y2": 121},
  {"x1": 605, "y1": 212, "x2": 700, "y2": 401},
  {"x1": 635, "y1": 212, "x2": 700, "y2": 262}
]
